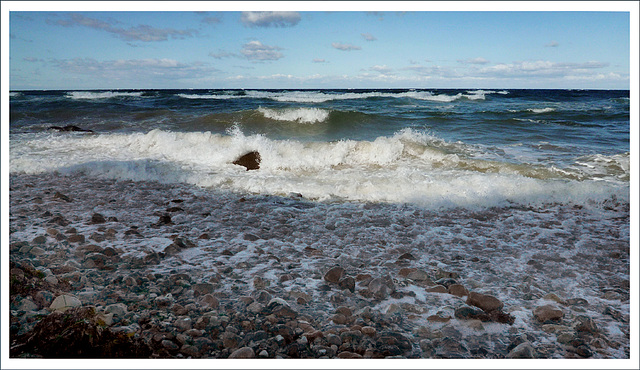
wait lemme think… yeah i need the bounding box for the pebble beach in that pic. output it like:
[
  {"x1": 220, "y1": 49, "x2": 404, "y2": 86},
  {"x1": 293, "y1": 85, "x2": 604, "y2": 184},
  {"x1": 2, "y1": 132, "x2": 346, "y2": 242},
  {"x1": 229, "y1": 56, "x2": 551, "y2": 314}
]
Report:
[{"x1": 8, "y1": 172, "x2": 631, "y2": 361}]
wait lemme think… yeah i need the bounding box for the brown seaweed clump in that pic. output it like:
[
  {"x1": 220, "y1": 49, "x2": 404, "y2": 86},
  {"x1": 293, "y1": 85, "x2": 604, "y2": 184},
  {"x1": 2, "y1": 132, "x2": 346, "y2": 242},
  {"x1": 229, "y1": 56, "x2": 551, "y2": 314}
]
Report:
[{"x1": 10, "y1": 306, "x2": 152, "y2": 358}]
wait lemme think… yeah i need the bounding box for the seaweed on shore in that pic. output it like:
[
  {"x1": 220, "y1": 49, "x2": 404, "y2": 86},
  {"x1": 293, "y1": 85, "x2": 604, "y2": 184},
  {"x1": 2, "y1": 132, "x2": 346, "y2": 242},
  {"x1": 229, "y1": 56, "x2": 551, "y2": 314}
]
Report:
[{"x1": 10, "y1": 306, "x2": 152, "y2": 358}]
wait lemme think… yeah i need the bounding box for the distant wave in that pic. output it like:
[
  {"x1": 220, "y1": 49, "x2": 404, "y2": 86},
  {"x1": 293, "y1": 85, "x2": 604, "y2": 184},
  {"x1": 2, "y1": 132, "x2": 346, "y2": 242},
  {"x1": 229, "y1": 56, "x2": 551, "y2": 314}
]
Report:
[
  {"x1": 529, "y1": 108, "x2": 556, "y2": 114},
  {"x1": 174, "y1": 89, "x2": 500, "y2": 103},
  {"x1": 67, "y1": 91, "x2": 144, "y2": 100},
  {"x1": 177, "y1": 93, "x2": 241, "y2": 100}
]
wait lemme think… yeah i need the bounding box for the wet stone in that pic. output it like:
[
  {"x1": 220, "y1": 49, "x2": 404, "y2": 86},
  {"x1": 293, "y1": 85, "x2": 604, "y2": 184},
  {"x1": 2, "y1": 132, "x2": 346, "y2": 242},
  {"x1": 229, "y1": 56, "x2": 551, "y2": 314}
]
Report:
[
  {"x1": 573, "y1": 315, "x2": 599, "y2": 334},
  {"x1": 338, "y1": 351, "x2": 363, "y2": 358},
  {"x1": 54, "y1": 191, "x2": 72, "y2": 202},
  {"x1": 434, "y1": 278, "x2": 458, "y2": 288},
  {"x1": 407, "y1": 269, "x2": 432, "y2": 283},
  {"x1": 90, "y1": 213, "x2": 106, "y2": 224},
  {"x1": 454, "y1": 306, "x2": 489, "y2": 321},
  {"x1": 466, "y1": 291, "x2": 504, "y2": 313},
  {"x1": 175, "y1": 317, "x2": 193, "y2": 331},
  {"x1": 448, "y1": 284, "x2": 468, "y2": 297},
  {"x1": 162, "y1": 339, "x2": 179, "y2": 350},
  {"x1": 49, "y1": 295, "x2": 82, "y2": 312},
  {"x1": 426, "y1": 285, "x2": 447, "y2": 294},
  {"x1": 368, "y1": 276, "x2": 394, "y2": 300},
  {"x1": 229, "y1": 346, "x2": 255, "y2": 359},
  {"x1": 338, "y1": 276, "x2": 356, "y2": 292},
  {"x1": 324, "y1": 266, "x2": 346, "y2": 284},
  {"x1": 533, "y1": 304, "x2": 564, "y2": 323},
  {"x1": 507, "y1": 342, "x2": 536, "y2": 358}
]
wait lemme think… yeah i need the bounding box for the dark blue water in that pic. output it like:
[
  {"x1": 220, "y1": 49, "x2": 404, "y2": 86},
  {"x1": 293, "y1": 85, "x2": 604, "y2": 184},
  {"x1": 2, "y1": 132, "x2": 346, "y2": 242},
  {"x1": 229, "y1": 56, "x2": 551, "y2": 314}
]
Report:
[{"x1": 9, "y1": 89, "x2": 630, "y2": 208}]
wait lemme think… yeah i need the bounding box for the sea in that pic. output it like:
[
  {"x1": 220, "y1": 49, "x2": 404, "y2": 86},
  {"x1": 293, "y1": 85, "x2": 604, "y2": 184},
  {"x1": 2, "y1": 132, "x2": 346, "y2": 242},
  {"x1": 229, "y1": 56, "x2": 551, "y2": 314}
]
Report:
[{"x1": 8, "y1": 88, "x2": 630, "y2": 209}]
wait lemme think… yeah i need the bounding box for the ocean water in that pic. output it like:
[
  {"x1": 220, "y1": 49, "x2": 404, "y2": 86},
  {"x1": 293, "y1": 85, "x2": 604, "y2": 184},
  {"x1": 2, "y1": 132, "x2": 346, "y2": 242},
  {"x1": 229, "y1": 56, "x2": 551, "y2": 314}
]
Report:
[{"x1": 9, "y1": 88, "x2": 630, "y2": 209}]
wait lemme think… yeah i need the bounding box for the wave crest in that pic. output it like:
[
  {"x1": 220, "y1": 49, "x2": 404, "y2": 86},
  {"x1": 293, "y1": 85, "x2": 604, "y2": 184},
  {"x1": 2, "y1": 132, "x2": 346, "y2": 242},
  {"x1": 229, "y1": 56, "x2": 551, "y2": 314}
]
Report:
[
  {"x1": 67, "y1": 91, "x2": 144, "y2": 100},
  {"x1": 257, "y1": 107, "x2": 330, "y2": 124}
]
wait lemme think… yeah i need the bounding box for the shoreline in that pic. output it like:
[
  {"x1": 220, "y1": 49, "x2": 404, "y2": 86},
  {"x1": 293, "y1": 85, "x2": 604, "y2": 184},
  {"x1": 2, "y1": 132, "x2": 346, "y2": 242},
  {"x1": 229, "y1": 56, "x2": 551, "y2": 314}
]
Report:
[{"x1": 7, "y1": 172, "x2": 630, "y2": 359}]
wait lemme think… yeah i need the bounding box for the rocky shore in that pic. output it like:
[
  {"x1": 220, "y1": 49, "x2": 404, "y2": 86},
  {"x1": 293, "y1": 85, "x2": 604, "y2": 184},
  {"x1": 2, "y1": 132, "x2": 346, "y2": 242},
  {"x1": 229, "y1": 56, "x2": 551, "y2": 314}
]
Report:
[{"x1": 8, "y1": 173, "x2": 630, "y2": 359}]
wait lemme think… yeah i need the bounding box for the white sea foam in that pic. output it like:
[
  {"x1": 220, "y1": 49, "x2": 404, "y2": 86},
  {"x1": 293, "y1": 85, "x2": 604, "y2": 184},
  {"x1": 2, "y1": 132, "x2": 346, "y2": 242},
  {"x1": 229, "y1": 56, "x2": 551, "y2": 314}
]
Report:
[
  {"x1": 67, "y1": 91, "x2": 144, "y2": 100},
  {"x1": 174, "y1": 90, "x2": 494, "y2": 103},
  {"x1": 177, "y1": 93, "x2": 239, "y2": 100},
  {"x1": 257, "y1": 107, "x2": 330, "y2": 123},
  {"x1": 529, "y1": 107, "x2": 556, "y2": 114},
  {"x1": 9, "y1": 128, "x2": 628, "y2": 209}
]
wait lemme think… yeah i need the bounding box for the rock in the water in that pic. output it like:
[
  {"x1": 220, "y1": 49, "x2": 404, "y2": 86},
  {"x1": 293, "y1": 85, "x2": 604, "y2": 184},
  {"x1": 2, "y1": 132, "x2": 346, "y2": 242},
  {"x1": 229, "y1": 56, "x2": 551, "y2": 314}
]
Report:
[
  {"x1": 338, "y1": 276, "x2": 356, "y2": 292},
  {"x1": 507, "y1": 342, "x2": 536, "y2": 358},
  {"x1": 397, "y1": 252, "x2": 416, "y2": 261},
  {"x1": 324, "y1": 266, "x2": 345, "y2": 284},
  {"x1": 533, "y1": 304, "x2": 564, "y2": 323},
  {"x1": 193, "y1": 283, "x2": 215, "y2": 296},
  {"x1": 90, "y1": 213, "x2": 106, "y2": 224},
  {"x1": 67, "y1": 234, "x2": 85, "y2": 244},
  {"x1": 454, "y1": 306, "x2": 488, "y2": 321},
  {"x1": 406, "y1": 269, "x2": 432, "y2": 282},
  {"x1": 573, "y1": 315, "x2": 599, "y2": 334},
  {"x1": 233, "y1": 151, "x2": 261, "y2": 171},
  {"x1": 448, "y1": 284, "x2": 468, "y2": 297},
  {"x1": 426, "y1": 285, "x2": 447, "y2": 294},
  {"x1": 158, "y1": 214, "x2": 172, "y2": 225},
  {"x1": 466, "y1": 291, "x2": 504, "y2": 312},
  {"x1": 49, "y1": 125, "x2": 94, "y2": 133},
  {"x1": 54, "y1": 191, "x2": 72, "y2": 202},
  {"x1": 368, "y1": 277, "x2": 393, "y2": 300}
]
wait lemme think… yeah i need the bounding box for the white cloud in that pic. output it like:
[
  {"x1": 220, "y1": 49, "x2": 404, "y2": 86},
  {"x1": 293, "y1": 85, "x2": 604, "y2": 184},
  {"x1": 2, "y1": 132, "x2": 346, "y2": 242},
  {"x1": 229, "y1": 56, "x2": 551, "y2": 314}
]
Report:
[
  {"x1": 241, "y1": 12, "x2": 301, "y2": 28},
  {"x1": 202, "y1": 16, "x2": 221, "y2": 25},
  {"x1": 369, "y1": 65, "x2": 393, "y2": 74},
  {"x1": 401, "y1": 64, "x2": 461, "y2": 78},
  {"x1": 478, "y1": 60, "x2": 611, "y2": 78},
  {"x1": 209, "y1": 50, "x2": 238, "y2": 59},
  {"x1": 361, "y1": 33, "x2": 377, "y2": 41},
  {"x1": 23, "y1": 57, "x2": 43, "y2": 62},
  {"x1": 332, "y1": 42, "x2": 361, "y2": 51},
  {"x1": 457, "y1": 57, "x2": 490, "y2": 65},
  {"x1": 240, "y1": 41, "x2": 284, "y2": 61},
  {"x1": 51, "y1": 13, "x2": 196, "y2": 42},
  {"x1": 545, "y1": 41, "x2": 560, "y2": 47},
  {"x1": 312, "y1": 58, "x2": 327, "y2": 63},
  {"x1": 50, "y1": 57, "x2": 219, "y2": 87}
]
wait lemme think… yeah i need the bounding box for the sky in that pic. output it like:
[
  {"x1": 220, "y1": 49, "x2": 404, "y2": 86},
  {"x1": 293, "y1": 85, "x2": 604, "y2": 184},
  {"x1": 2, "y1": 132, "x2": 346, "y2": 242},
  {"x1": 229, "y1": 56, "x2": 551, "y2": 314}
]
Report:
[{"x1": 4, "y1": 2, "x2": 636, "y2": 90}]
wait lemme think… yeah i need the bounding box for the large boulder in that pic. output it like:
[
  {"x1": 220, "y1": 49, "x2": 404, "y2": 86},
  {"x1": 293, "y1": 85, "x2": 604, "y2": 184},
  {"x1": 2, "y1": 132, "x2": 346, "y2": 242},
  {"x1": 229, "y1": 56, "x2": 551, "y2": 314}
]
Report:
[{"x1": 233, "y1": 151, "x2": 261, "y2": 170}]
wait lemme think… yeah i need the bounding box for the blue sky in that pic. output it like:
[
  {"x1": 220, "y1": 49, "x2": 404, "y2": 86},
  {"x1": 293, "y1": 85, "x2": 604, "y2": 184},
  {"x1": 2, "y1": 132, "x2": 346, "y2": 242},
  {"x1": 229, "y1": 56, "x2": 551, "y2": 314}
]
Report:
[{"x1": 5, "y1": 3, "x2": 635, "y2": 90}]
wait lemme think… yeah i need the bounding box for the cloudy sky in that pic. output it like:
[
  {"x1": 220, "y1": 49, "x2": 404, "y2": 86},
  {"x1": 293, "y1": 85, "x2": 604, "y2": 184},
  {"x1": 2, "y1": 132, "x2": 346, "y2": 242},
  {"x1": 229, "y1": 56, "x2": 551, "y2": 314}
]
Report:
[{"x1": 6, "y1": 3, "x2": 634, "y2": 90}]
